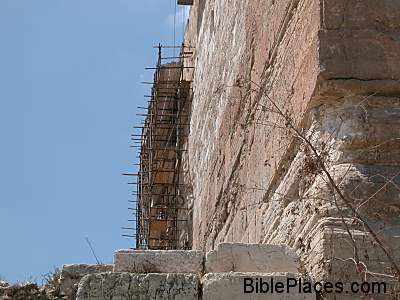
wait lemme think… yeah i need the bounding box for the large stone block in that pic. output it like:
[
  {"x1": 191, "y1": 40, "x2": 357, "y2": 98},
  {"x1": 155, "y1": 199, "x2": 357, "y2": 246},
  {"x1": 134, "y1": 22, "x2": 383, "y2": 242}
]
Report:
[
  {"x1": 59, "y1": 264, "x2": 113, "y2": 300},
  {"x1": 319, "y1": 29, "x2": 400, "y2": 80},
  {"x1": 205, "y1": 243, "x2": 299, "y2": 273},
  {"x1": 76, "y1": 272, "x2": 199, "y2": 300},
  {"x1": 202, "y1": 273, "x2": 315, "y2": 300},
  {"x1": 114, "y1": 249, "x2": 204, "y2": 274}
]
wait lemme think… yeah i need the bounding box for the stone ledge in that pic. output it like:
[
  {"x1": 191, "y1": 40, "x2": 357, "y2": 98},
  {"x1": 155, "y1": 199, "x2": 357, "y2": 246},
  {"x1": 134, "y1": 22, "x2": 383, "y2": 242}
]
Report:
[
  {"x1": 202, "y1": 272, "x2": 315, "y2": 300},
  {"x1": 114, "y1": 249, "x2": 204, "y2": 274},
  {"x1": 205, "y1": 243, "x2": 299, "y2": 273},
  {"x1": 76, "y1": 272, "x2": 199, "y2": 300}
]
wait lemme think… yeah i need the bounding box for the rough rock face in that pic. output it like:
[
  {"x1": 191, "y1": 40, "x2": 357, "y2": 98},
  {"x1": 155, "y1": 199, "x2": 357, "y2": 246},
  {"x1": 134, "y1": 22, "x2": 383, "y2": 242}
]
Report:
[
  {"x1": 182, "y1": 0, "x2": 400, "y2": 295},
  {"x1": 76, "y1": 273, "x2": 200, "y2": 300},
  {"x1": 59, "y1": 264, "x2": 113, "y2": 300}
]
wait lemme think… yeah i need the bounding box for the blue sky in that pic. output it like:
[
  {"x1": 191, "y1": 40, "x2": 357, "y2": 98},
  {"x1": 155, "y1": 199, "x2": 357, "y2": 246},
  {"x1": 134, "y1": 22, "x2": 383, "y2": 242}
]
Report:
[{"x1": 0, "y1": 0, "x2": 188, "y2": 283}]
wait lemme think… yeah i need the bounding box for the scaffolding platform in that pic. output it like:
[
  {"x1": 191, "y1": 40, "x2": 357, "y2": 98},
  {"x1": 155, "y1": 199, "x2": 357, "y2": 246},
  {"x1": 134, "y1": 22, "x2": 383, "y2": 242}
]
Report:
[{"x1": 125, "y1": 44, "x2": 193, "y2": 250}]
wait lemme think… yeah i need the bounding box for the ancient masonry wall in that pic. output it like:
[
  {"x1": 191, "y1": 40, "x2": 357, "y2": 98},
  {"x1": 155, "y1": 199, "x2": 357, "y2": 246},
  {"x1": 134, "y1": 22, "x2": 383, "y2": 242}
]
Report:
[
  {"x1": 76, "y1": 245, "x2": 314, "y2": 300},
  {"x1": 182, "y1": 0, "x2": 400, "y2": 284}
]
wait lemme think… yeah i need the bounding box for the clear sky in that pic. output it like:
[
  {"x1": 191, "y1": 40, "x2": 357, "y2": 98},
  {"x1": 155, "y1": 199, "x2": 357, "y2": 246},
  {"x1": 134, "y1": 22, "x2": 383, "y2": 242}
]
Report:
[{"x1": 0, "y1": 0, "x2": 188, "y2": 283}]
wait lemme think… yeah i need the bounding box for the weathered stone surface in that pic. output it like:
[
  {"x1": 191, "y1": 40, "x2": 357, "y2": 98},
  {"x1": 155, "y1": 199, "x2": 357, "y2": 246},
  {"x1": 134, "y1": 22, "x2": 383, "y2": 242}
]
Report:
[
  {"x1": 260, "y1": 94, "x2": 400, "y2": 280},
  {"x1": 182, "y1": 0, "x2": 400, "y2": 294},
  {"x1": 76, "y1": 272, "x2": 199, "y2": 300},
  {"x1": 205, "y1": 243, "x2": 299, "y2": 273},
  {"x1": 319, "y1": 0, "x2": 400, "y2": 81},
  {"x1": 186, "y1": 0, "x2": 322, "y2": 252},
  {"x1": 59, "y1": 264, "x2": 113, "y2": 300},
  {"x1": 114, "y1": 249, "x2": 204, "y2": 274},
  {"x1": 202, "y1": 273, "x2": 315, "y2": 300}
]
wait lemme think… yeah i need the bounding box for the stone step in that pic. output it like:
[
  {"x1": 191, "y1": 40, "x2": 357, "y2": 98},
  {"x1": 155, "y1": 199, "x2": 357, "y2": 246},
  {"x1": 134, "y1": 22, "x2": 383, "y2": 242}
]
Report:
[
  {"x1": 114, "y1": 249, "x2": 204, "y2": 274},
  {"x1": 205, "y1": 243, "x2": 300, "y2": 273},
  {"x1": 76, "y1": 272, "x2": 200, "y2": 300},
  {"x1": 74, "y1": 245, "x2": 306, "y2": 299},
  {"x1": 59, "y1": 264, "x2": 113, "y2": 300},
  {"x1": 203, "y1": 272, "x2": 315, "y2": 300},
  {"x1": 76, "y1": 272, "x2": 315, "y2": 300}
]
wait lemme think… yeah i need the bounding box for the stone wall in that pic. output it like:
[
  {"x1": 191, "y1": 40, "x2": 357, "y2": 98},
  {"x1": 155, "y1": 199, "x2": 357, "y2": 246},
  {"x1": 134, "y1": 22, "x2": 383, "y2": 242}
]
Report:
[
  {"x1": 183, "y1": 0, "x2": 400, "y2": 293},
  {"x1": 76, "y1": 244, "x2": 312, "y2": 300}
]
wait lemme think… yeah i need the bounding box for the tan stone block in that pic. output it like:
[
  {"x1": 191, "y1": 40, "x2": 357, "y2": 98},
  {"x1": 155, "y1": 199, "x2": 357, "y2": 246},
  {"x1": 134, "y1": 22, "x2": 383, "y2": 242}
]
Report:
[
  {"x1": 202, "y1": 272, "x2": 315, "y2": 300},
  {"x1": 320, "y1": 29, "x2": 400, "y2": 80},
  {"x1": 113, "y1": 249, "x2": 204, "y2": 274},
  {"x1": 60, "y1": 264, "x2": 113, "y2": 300},
  {"x1": 205, "y1": 243, "x2": 299, "y2": 273},
  {"x1": 77, "y1": 273, "x2": 199, "y2": 300}
]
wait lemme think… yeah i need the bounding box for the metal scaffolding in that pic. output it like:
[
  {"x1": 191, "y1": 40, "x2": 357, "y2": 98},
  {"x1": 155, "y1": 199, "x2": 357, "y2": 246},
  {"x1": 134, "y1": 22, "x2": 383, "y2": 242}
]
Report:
[{"x1": 123, "y1": 44, "x2": 193, "y2": 250}]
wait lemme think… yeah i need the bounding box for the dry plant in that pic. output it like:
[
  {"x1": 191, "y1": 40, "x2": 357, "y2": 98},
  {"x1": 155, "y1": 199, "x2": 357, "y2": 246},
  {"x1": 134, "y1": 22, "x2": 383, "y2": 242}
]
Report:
[
  {"x1": 222, "y1": 75, "x2": 400, "y2": 297},
  {"x1": 42, "y1": 268, "x2": 66, "y2": 299},
  {"x1": 265, "y1": 79, "x2": 397, "y2": 281}
]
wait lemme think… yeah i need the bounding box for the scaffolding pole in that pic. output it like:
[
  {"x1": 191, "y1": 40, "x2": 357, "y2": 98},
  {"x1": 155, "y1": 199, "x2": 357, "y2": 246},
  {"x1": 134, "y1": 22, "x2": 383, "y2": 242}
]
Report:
[{"x1": 123, "y1": 44, "x2": 193, "y2": 250}]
